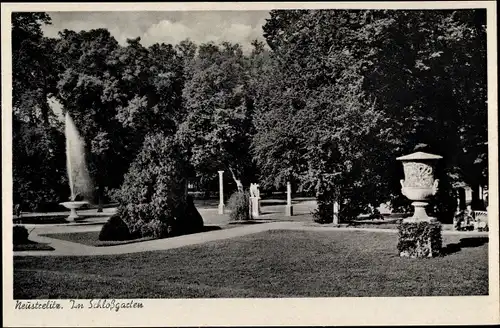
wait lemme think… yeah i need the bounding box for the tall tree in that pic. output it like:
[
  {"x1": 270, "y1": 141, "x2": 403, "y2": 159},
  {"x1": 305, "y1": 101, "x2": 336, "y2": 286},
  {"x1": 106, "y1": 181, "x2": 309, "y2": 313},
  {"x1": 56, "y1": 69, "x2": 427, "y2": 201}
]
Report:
[
  {"x1": 55, "y1": 31, "x2": 186, "y2": 208},
  {"x1": 254, "y1": 9, "x2": 487, "y2": 221},
  {"x1": 176, "y1": 42, "x2": 255, "y2": 192},
  {"x1": 12, "y1": 12, "x2": 68, "y2": 210},
  {"x1": 12, "y1": 12, "x2": 58, "y2": 126}
]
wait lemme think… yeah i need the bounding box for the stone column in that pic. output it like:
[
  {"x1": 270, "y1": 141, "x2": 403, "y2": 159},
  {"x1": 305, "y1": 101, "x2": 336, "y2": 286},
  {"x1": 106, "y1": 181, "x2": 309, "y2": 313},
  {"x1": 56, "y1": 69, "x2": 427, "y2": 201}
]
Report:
[
  {"x1": 218, "y1": 171, "x2": 225, "y2": 214},
  {"x1": 465, "y1": 186, "x2": 473, "y2": 207},
  {"x1": 285, "y1": 181, "x2": 293, "y2": 216},
  {"x1": 333, "y1": 201, "x2": 339, "y2": 225}
]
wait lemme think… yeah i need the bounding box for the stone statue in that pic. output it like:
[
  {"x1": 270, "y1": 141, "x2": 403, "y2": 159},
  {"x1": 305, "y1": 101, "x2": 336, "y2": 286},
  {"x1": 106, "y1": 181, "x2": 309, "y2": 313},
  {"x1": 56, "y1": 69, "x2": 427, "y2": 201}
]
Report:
[{"x1": 250, "y1": 183, "x2": 260, "y2": 198}]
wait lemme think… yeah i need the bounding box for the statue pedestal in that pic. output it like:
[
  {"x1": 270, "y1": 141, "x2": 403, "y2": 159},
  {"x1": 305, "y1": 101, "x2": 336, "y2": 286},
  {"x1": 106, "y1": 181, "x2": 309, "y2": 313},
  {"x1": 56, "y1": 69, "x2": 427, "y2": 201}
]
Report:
[
  {"x1": 250, "y1": 197, "x2": 261, "y2": 219},
  {"x1": 398, "y1": 221, "x2": 442, "y2": 258}
]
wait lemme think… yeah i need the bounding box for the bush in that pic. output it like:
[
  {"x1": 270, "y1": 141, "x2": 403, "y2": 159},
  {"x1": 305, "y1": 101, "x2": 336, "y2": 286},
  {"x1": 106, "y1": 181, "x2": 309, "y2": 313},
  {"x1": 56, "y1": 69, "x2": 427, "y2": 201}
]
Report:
[
  {"x1": 98, "y1": 215, "x2": 132, "y2": 241},
  {"x1": 13, "y1": 225, "x2": 29, "y2": 245},
  {"x1": 313, "y1": 192, "x2": 333, "y2": 224},
  {"x1": 115, "y1": 133, "x2": 192, "y2": 239},
  {"x1": 312, "y1": 207, "x2": 333, "y2": 224},
  {"x1": 227, "y1": 191, "x2": 250, "y2": 221}
]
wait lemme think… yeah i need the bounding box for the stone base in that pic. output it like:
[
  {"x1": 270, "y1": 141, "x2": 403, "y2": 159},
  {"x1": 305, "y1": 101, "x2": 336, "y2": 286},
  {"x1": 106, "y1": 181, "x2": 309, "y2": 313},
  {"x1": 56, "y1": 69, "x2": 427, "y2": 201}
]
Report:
[
  {"x1": 250, "y1": 197, "x2": 261, "y2": 219},
  {"x1": 218, "y1": 204, "x2": 225, "y2": 215},
  {"x1": 67, "y1": 208, "x2": 80, "y2": 222},
  {"x1": 285, "y1": 205, "x2": 293, "y2": 216},
  {"x1": 397, "y1": 221, "x2": 442, "y2": 258},
  {"x1": 332, "y1": 213, "x2": 339, "y2": 225}
]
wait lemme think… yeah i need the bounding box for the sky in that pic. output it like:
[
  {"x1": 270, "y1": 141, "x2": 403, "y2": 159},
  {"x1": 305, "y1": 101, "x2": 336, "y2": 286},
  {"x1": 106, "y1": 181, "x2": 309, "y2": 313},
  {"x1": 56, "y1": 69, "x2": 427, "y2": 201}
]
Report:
[
  {"x1": 42, "y1": 11, "x2": 271, "y2": 118},
  {"x1": 42, "y1": 11, "x2": 271, "y2": 51}
]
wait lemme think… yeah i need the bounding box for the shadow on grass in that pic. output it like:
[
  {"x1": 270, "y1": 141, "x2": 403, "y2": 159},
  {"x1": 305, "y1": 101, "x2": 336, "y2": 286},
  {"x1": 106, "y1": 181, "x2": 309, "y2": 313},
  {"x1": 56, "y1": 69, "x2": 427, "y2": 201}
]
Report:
[
  {"x1": 442, "y1": 237, "x2": 489, "y2": 256},
  {"x1": 228, "y1": 220, "x2": 265, "y2": 225},
  {"x1": 70, "y1": 221, "x2": 108, "y2": 227},
  {"x1": 202, "y1": 226, "x2": 223, "y2": 232},
  {"x1": 13, "y1": 240, "x2": 55, "y2": 252},
  {"x1": 14, "y1": 216, "x2": 70, "y2": 225}
]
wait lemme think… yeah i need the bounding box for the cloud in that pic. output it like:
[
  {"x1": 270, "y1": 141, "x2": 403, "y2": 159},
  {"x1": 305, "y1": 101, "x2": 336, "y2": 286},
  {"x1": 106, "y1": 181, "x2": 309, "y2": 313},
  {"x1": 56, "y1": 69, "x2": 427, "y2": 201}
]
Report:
[
  {"x1": 140, "y1": 20, "x2": 264, "y2": 51},
  {"x1": 42, "y1": 11, "x2": 269, "y2": 51}
]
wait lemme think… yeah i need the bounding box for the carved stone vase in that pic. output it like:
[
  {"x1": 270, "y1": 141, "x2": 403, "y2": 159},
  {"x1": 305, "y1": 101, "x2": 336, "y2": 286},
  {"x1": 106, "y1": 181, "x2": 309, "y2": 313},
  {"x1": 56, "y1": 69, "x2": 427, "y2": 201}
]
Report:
[
  {"x1": 397, "y1": 151, "x2": 443, "y2": 223},
  {"x1": 396, "y1": 151, "x2": 443, "y2": 258}
]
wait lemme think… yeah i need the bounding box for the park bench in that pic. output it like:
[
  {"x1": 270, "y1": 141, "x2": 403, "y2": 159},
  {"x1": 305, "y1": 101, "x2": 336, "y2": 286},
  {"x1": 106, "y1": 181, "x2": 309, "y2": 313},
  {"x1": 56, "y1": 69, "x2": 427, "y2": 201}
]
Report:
[
  {"x1": 473, "y1": 210, "x2": 488, "y2": 231},
  {"x1": 454, "y1": 210, "x2": 488, "y2": 231}
]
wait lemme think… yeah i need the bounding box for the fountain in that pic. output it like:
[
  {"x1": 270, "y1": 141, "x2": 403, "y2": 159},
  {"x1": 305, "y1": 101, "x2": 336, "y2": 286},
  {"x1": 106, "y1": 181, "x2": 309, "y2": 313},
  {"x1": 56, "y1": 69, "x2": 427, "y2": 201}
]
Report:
[{"x1": 60, "y1": 111, "x2": 93, "y2": 221}]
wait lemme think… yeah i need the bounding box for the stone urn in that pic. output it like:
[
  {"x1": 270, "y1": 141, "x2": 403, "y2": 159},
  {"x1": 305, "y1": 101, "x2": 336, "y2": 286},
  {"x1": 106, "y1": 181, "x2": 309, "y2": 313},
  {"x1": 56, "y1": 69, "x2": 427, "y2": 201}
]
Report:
[{"x1": 396, "y1": 151, "x2": 443, "y2": 223}]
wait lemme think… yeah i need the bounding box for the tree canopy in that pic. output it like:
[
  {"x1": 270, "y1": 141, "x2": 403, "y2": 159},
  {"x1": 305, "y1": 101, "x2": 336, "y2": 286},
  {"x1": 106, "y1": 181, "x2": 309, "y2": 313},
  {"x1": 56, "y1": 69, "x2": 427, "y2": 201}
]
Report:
[{"x1": 12, "y1": 10, "x2": 488, "y2": 220}]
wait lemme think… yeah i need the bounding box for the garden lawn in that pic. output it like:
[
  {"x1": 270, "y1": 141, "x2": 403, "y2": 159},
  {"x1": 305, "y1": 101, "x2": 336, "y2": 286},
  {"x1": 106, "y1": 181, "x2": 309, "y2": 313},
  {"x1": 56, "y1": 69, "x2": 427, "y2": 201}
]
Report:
[
  {"x1": 40, "y1": 226, "x2": 228, "y2": 247},
  {"x1": 14, "y1": 230, "x2": 488, "y2": 298}
]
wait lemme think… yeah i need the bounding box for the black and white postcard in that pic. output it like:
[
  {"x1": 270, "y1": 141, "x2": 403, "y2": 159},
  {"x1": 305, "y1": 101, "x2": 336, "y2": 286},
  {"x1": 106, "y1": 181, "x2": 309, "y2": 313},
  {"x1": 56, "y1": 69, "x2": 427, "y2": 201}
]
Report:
[{"x1": 2, "y1": 1, "x2": 498, "y2": 327}]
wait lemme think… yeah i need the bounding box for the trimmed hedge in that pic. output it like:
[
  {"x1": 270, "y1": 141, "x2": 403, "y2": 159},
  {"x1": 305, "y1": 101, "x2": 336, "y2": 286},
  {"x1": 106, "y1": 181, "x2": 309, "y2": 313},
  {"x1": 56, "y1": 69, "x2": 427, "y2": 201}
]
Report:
[
  {"x1": 13, "y1": 225, "x2": 29, "y2": 245},
  {"x1": 312, "y1": 203, "x2": 334, "y2": 224},
  {"x1": 176, "y1": 195, "x2": 204, "y2": 234},
  {"x1": 98, "y1": 215, "x2": 132, "y2": 241},
  {"x1": 397, "y1": 221, "x2": 442, "y2": 258},
  {"x1": 228, "y1": 191, "x2": 251, "y2": 221},
  {"x1": 115, "y1": 133, "x2": 202, "y2": 239}
]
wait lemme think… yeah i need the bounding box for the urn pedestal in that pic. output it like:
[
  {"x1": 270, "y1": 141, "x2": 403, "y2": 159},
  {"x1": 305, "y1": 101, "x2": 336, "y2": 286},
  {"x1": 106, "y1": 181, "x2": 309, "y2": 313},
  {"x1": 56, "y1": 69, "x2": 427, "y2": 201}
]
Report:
[{"x1": 396, "y1": 152, "x2": 443, "y2": 258}]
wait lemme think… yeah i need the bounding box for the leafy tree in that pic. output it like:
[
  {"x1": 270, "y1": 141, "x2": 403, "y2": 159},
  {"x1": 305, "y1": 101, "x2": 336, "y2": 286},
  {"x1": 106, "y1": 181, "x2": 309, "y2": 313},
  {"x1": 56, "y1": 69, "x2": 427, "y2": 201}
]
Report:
[
  {"x1": 12, "y1": 12, "x2": 67, "y2": 210},
  {"x1": 12, "y1": 12, "x2": 58, "y2": 126},
  {"x1": 177, "y1": 42, "x2": 255, "y2": 193},
  {"x1": 356, "y1": 9, "x2": 488, "y2": 214},
  {"x1": 254, "y1": 9, "x2": 487, "y2": 221},
  {"x1": 55, "y1": 28, "x2": 121, "y2": 208},
  {"x1": 55, "y1": 31, "x2": 185, "y2": 209}
]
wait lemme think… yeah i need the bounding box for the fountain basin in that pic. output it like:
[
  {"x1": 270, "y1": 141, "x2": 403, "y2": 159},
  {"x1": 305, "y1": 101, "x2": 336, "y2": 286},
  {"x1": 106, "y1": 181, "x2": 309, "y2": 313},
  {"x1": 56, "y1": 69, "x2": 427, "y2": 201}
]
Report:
[{"x1": 60, "y1": 201, "x2": 88, "y2": 221}]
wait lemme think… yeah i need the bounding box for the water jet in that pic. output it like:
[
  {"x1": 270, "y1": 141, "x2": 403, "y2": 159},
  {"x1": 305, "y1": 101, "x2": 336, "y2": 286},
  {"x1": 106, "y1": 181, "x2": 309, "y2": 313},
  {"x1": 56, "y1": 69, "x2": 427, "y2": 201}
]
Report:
[{"x1": 60, "y1": 111, "x2": 93, "y2": 221}]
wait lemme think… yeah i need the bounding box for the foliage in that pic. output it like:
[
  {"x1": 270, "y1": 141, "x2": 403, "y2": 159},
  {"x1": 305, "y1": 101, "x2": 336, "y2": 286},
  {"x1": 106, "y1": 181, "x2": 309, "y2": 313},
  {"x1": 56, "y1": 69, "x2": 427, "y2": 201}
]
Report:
[
  {"x1": 12, "y1": 10, "x2": 487, "y2": 220},
  {"x1": 98, "y1": 215, "x2": 132, "y2": 241},
  {"x1": 13, "y1": 225, "x2": 29, "y2": 245},
  {"x1": 115, "y1": 133, "x2": 192, "y2": 238},
  {"x1": 12, "y1": 97, "x2": 68, "y2": 213},
  {"x1": 176, "y1": 42, "x2": 255, "y2": 190},
  {"x1": 397, "y1": 221, "x2": 442, "y2": 258},
  {"x1": 312, "y1": 196, "x2": 333, "y2": 224},
  {"x1": 12, "y1": 12, "x2": 60, "y2": 126},
  {"x1": 255, "y1": 10, "x2": 393, "y2": 221},
  {"x1": 12, "y1": 13, "x2": 68, "y2": 210},
  {"x1": 254, "y1": 9, "x2": 487, "y2": 221},
  {"x1": 227, "y1": 191, "x2": 251, "y2": 221},
  {"x1": 54, "y1": 31, "x2": 185, "y2": 206}
]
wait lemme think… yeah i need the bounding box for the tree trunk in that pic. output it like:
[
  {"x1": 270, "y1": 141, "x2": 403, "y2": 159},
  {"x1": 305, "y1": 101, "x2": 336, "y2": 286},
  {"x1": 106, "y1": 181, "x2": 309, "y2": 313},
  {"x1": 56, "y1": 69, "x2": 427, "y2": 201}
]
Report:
[
  {"x1": 229, "y1": 167, "x2": 244, "y2": 192},
  {"x1": 97, "y1": 184, "x2": 103, "y2": 213}
]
